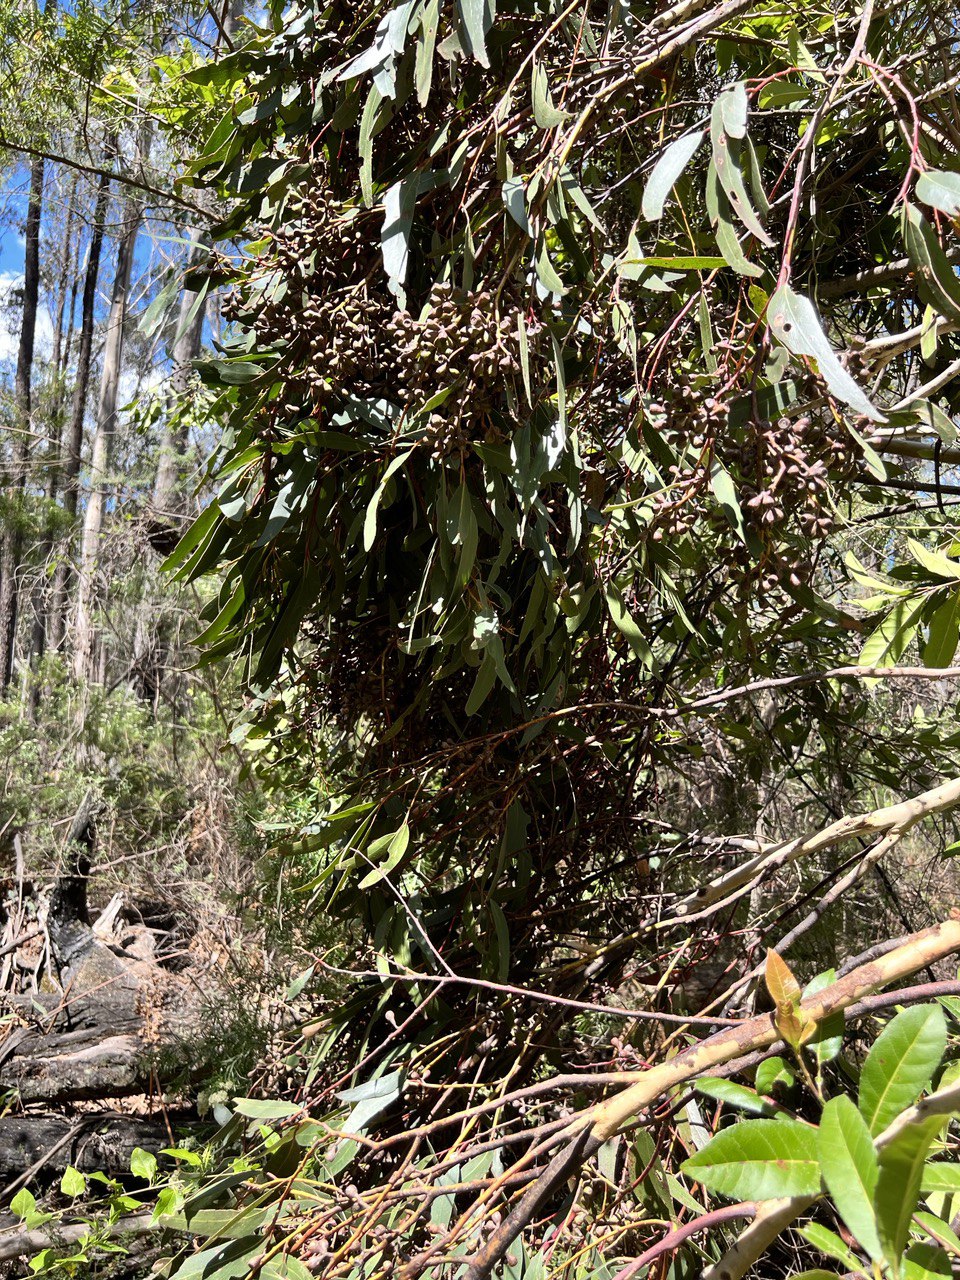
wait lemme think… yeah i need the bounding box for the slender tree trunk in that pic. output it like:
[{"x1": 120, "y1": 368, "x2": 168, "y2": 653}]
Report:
[
  {"x1": 48, "y1": 162, "x2": 112, "y2": 656},
  {"x1": 0, "y1": 155, "x2": 45, "y2": 693},
  {"x1": 73, "y1": 128, "x2": 149, "y2": 686},
  {"x1": 152, "y1": 226, "x2": 206, "y2": 521},
  {"x1": 48, "y1": 173, "x2": 80, "y2": 405},
  {"x1": 29, "y1": 176, "x2": 81, "y2": 678}
]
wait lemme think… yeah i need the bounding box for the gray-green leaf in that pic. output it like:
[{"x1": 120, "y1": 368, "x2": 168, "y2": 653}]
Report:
[
  {"x1": 768, "y1": 284, "x2": 883, "y2": 420},
  {"x1": 641, "y1": 131, "x2": 704, "y2": 221},
  {"x1": 916, "y1": 170, "x2": 960, "y2": 217}
]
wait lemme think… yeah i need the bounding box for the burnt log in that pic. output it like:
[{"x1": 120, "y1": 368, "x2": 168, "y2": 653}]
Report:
[
  {"x1": 0, "y1": 794, "x2": 217, "y2": 1105},
  {"x1": 0, "y1": 1112, "x2": 192, "y2": 1180}
]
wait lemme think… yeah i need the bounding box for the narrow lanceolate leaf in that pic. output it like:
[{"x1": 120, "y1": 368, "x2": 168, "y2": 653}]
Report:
[
  {"x1": 916, "y1": 169, "x2": 960, "y2": 217},
  {"x1": 531, "y1": 59, "x2": 566, "y2": 128},
  {"x1": 681, "y1": 1118, "x2": 820, "y2": 1200},
  {"x1": 364, "y1": 451, "x2": 413, "y2": 551},
  {"x1": 604, "y1": 584, "x2": 658, "y2": 673},
  {"x1": 858, "y1": 596, "x2": 927, "y2": 670},
  {"x1": 381, "y1": 175, "x2": 420, "y2": 303},
  {"x1": 859, "y1": 1004, "x2": 947, "y2": 1136},
  {"x1": 817, "y1": 1096, "x2": 882, "y2": 1262},
  {"x1": 797, "y1": 1224, "x2": 862, "y2": 1272},
  {"x1": 903, "y1": 203, "x2": 960, "y2": 325},
  {"x1": 715, "y1": 81, "x2": 748, "y2": 138},
  {"x1": 710, "y1": 94, "x2": 773, "y2": 247},
  {"x1": 924, "y1": 595, "x2": 960, "y2": 671},
  {"x1": 874, "y1": 1116, "x2": 944, "y2": 1269},
  {"x1": 768, "y1": 284, "x2": 884, "y2": 421},
  {"x1": 456, "y1": 0, "x2": 493, "y2": 67},
  {"x1": 641, "y1": 131, "x2": 704, "y2": 221}
]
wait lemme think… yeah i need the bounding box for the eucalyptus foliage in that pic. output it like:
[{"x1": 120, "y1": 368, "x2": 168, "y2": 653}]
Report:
[
  {"x1": 153, "y1": 0, "x2": 960, "y2": 1272},
  {"x1": 171, "y1": 0, "x2": 960, "y2": 1013}
]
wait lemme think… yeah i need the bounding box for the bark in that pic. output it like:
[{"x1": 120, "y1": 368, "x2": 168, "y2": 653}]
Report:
[
  {"x1": 0, "y1": 1212, "x2": 155, "y2": 1263},
  {"x1": 0, "y1": 1113, "x2": 182, "y2": 1181},
  {"x1": 73, "y1": 126, "x2": 150, "y2": 684},
  {"x1": 47, "y1": 159, "x2": 112, "y2": 655},
  {"x1": 29, "y1": 175, "x2": 82, "y2": 675},
  {"x1": 151, "y1": 226, "x2": 207, "y2": 522},
  {"x1": 0, "y1": 155, "x2": 44, "y2": 692}
]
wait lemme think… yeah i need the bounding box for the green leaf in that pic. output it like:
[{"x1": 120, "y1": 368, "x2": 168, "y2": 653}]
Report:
[
  {"x1": 797, "y1": 1223, "x2": 863, "y2": 1272},
  {"x1": 904, "y1": 1243, "x2": 953, "y2": 1279},
  {"x1": 710, "y1": 92, "x2": 773, "y2": 247},
  {"x1": 908, "y1": 539, "x2": 960, "y2": 581},
  {"x1": 233, "y1": 1098, "x2": 303, "y2": 1119},
  {"x1": 859, "y1": 1005, "x2": 947, "y2": 1136},
  {"x1": 604, "y1": 584, "x2": 658, "y2": 673},
  {"x1": 768, "y1": 284, "x2": 883, "y2": 420},
  {"x1": 641, "y1": 131, "x2": 704, "y2": 221},
  {"x1": 915, "y1": 1210, "x2": 960, "y2": 1257},
  {"x1": 755, "y1": 1056, "x2": 796, "y2": 1095},
  {"x1": 535, "y1": 240, "x2": 566, "y2": 294},
  {"x1": 358, "y1": 822, "x2": 411, "y2": 888},
  {"x1": 466, "y1": 650, "x2": 498, "y2": 715},
  {"x1": 415, "y1": 0, "x2": 440, "y2": 104},
  {"x1": 60, "y1": 1166, "x2": 86, "y2": 1197},
  {"x1": 264, "y1": 1257, "x2": 316, "y2": 1280},
  {"x1": 695, "y1": 1078, "x2": 775, "y2": 1116},
  {"x1": 916, "y1": 170, "x2": 960, "y2": 217},
  {"x1": 716, "y1": 81, "x2": 748, "y2": 138},
  {"x1": 817, "y1": 1096, "x2": 882, "y2": 1261},
  {"x1": 336, "y1": 1069, "x2": 404, "y2": 1133},
  {"x1": 364, "y1": 451, "x2": 413, "y2": 551},
  {"x1": 11, "y1": 1188, "x2": 36, "y2": 1218},
  {"x1": 456, "y1": 0, "x2": 493, "y2": 67},
  {"x1": 681, "y1": 1118, "x2": 820, "y2": 1200},
  {"x1": 710, "y1": 172, "x2": 763, "y2": 277},
  {"x1": 203, "y1": 358, "x2": 265, "y2": 385},
  {"x1": 916, "y1": 399, "x2": 958, "y2": 446},
  {"x1": 803, "y1": 970, "x2": 845, "y2": 1064},
  {"x1": 381, "y1": 175, "x2": 420, "y2": 304},
  {"x1": 503, "y1": 179, "x2": 531, "y2": 235},
  {"x1": 859, "y1": 596, "x2": 927, "y2": 670},
  {"x1": 875, "y1": 1116, "x2": 944, "y2": 1268},
  {"x1": 924, "y1": 593, "x2": 960, "y2": 668},
  {"x1": 903, "y1": 203, "x2": 960, "y2": 325},
  {"x1": 487, "y1": 899, "x2": 510, "y2": 981},
  {"x1": 130, "y1": 1147, "x2": 158, "y2": 1182},
  {"x1": 923, "y1": 1164, "x2": 960, "y2": 1192},
  {"x1": 531, "y1": 59, "x2": 566, "y2": 128}
]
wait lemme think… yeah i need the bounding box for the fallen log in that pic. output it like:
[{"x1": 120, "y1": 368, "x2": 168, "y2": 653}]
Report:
[
  {"x1": 0, "y1": 1211, "x2": 155, "y2": 1262},
  {"x1": 0, "y1": 1113, "x2": 189, "y2": 1181},
  {"x1": 0, "y1": 795, "x2": 216, "y2": 1105}
]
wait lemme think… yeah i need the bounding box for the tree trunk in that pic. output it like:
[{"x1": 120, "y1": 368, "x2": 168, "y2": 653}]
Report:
[
  {"x1": 0, "y1": 155, "x2": 45, "y2": 693},
  {"x1": 47, "y1": 161, "x2": 112, "y2": 656},
  {"x1": 72, "y1": 157, "x2": 145, "y2": 685},
  {"x1": 151, "y1": 226, "x2": 207, "y2": 521},
  {"x1": 29, "y1": 175, "x2": 81, "y2": 677}
]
